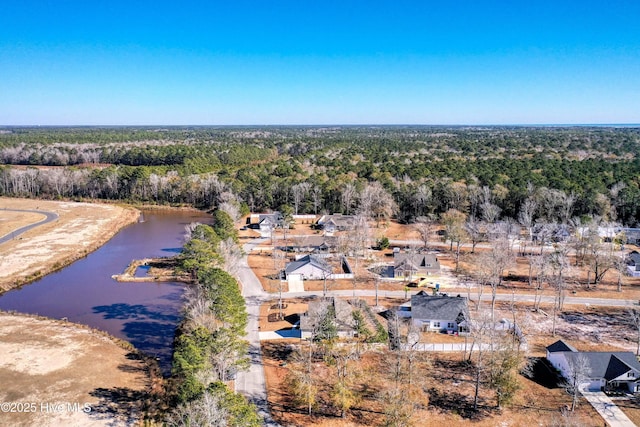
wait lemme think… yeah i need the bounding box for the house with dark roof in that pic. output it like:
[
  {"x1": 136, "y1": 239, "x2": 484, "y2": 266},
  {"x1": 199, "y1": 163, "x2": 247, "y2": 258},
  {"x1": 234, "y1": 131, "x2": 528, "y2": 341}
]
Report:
[
  {"x1": 316, "y1": 214, "x2": 356, "y2": 235},
  {"x1": 623, "y1": 228, "x2": 640, "y2": 245},
  {"x1": 300, "y1": 297, "x2": 356, "y2": 339},
  {"x1": 546, "y1": 339, "x2": 640, "y2": 392},
  {"x1": 394, "y1": 253, "x2": 440, "y2": 279},
  {"x1": 409, "y1": 292, "x2": 469, "y2": 334},
  {"x1": 627, "y1": 251, "x2": 640, "y2": 277},
  {"x1": 284, "y1": 254, "x2": 333, "y2": 280}
]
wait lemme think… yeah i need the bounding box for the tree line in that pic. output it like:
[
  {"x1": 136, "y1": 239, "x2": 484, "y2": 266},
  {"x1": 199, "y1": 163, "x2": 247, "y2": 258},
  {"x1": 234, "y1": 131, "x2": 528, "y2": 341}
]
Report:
[
  {"x1": 166, "y1": 212, "x2": 260, "y2": 426},
  {"x1": 1, "y1": 126, "x2": 639, "y2": 225}
]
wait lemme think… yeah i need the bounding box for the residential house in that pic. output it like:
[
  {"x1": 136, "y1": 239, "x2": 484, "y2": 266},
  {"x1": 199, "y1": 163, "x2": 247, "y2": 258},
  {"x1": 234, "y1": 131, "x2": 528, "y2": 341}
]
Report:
[
  {"x1": 283, "y1": 235, "x2": 336, "y2": 253},
  {"x1": 485, "y1": 221, "x2": 522, "y2": 241},
  {"x1": 284, "y1": 254, "x2": 333, "y2": 280},
  {"x1": 627, "y1": 251, "x2": 640, "y2": 277},
  {"x1": 546, "y1": 339, "x2": 640, "y2": 392},
  {"x1": 623, "y1": 228, "x2": 640, "y2": 245},
  {"x1": 316, "y1": 214, "x2": 355, "y2": 235},
  {"x1": 393, "y1": 253, "x2": 440, "y2": 279},
  {"x1": 300, "y1": 297, "x2": 356, "y2": 339},
  {"x1": 409, "y1": 292, "x2": 469, "y2": 334},
  {"x1": 532, "y1": 223, "x2": 571, "y2": 244},
  {"x1": 257, "y1": 212, "x2": 283, "y2": 233}
]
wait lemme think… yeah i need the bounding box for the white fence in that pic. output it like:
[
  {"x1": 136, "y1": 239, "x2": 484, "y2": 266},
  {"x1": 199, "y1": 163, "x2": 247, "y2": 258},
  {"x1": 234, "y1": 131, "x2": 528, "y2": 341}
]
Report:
[
  {"x1": 402, "y1": 342, "x2": 488, "y2": 352},
  {"x1": 331, "y1": 273, "x2": 354, "y2": 279}
]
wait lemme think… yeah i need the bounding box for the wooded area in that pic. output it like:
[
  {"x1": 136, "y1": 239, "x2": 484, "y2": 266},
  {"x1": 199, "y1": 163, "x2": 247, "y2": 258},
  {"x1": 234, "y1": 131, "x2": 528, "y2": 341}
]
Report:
[{"x1": 1, "y1": 126, "x2": 638, "y2": 225}]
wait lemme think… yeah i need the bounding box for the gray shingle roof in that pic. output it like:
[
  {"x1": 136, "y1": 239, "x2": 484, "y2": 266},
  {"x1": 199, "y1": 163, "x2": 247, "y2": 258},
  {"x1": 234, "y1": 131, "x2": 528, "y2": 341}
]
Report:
[
  {"x1": 628, "y1": 251, "x2": 640, "y2": 266},
  {"x1": 565, "y1": 352, "x2": 640, "y2": 381},
  {"x1": 546, "y1": 339, "x2": 578, "y2": 353},
  {"x1": 410, "y1": 295, "x2": 468, "y2": 322},
  {"x1": 284, "y1": 254, "x2": 332, "y2": 274},
  {"x1": 317, "y1": 214, "x2": 355, "y2": 229},
  {"x1": 394, "y1": 253, "x2": 440, "y2": 272}
]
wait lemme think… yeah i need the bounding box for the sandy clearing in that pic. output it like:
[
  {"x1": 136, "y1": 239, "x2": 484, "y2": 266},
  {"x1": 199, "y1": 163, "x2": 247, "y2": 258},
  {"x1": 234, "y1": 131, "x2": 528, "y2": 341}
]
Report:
[
  {"x1": 0, "y1": 198, "x2": 139, "y2": 293},
  {"x1": 0, "y1": 313, "x2": 152, "y2": 427}
]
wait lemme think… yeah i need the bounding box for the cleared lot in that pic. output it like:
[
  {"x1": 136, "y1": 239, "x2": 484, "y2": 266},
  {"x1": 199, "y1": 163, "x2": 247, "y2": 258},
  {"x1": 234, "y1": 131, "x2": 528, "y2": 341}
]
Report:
[{"x1": 0, "y1": 313, "x2": 154, "y2": 427}]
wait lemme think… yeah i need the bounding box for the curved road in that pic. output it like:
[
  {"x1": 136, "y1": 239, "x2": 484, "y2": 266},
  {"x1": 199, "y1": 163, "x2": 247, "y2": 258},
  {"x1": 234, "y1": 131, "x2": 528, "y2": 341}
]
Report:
[{"x1": 0, "y1": 208, "x2": 59, "y2": 244}]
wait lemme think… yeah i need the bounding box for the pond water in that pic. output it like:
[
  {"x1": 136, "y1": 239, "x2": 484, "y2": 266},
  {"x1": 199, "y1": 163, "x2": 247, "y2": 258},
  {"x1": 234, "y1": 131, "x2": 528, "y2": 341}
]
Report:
[{"x1": 0, "y1": 209, "x2": 211, "y2": 373}]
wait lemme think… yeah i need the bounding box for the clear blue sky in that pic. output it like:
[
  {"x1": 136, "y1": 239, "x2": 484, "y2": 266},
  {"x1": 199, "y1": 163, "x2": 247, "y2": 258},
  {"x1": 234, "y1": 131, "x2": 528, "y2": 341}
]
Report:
[{"x1": 1, "y1": 1, "x2": 639, "y2": 125}]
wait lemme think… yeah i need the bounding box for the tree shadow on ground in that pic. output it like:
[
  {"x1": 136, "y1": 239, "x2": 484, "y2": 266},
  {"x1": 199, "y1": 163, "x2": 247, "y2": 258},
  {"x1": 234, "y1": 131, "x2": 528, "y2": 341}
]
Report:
[
  {"x1": 89, "y1": 387, "x2": 153, "y2": 427},
  {"x1": 427, "y1": 387, "x2": 492, "y2": 421}
]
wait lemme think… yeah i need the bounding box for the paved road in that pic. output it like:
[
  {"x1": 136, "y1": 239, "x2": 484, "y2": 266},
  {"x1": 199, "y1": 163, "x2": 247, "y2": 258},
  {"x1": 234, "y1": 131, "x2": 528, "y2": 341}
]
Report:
[
  {"x1": 279, "y1": 289, "x2": 638, "y2": 308},
  {"x1": 0, "y1": 208, "x2": 59, "y2": 244},
  {"x1": 581, "y1": 389, "x2": 636, "y2": 427},
  {"x1": 235, "y1": 238, "x2": 281, "y2": 427}
]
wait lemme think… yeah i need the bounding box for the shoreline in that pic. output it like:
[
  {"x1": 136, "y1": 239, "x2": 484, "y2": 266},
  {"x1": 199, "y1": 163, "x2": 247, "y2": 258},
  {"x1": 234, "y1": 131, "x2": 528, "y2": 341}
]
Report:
[{"x1": 0, "y1": 198, "x2": 141, "y2": 294}]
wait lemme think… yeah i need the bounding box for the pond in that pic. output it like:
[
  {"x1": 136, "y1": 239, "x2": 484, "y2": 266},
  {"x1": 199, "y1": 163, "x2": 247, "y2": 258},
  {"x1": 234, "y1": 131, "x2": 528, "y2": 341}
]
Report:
[{"x1": 0, "y1": 209, "x2": 211, "y2": 373}]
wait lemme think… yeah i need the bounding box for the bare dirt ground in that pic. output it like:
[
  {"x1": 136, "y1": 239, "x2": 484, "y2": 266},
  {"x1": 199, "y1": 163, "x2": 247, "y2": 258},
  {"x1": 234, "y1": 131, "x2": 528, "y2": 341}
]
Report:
[
  {"x1": 0, "y1": 197, "x2": 139, "y2": 293},
  {"x1": 0, "y1": 313, "x2": 157, "y2": 427},
  {"x1": 262, "y1": 341, "x2": 601, "y2": 427}
]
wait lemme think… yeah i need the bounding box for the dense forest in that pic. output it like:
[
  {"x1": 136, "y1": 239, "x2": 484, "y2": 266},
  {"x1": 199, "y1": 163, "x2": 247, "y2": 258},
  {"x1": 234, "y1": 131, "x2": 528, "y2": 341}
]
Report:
[{"x1": 1, "y1": 126, "x2": 639, "y2": 225}]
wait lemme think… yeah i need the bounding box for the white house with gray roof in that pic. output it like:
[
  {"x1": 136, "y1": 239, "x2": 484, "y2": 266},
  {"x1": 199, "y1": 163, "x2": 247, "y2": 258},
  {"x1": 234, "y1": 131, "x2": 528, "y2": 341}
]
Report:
[
  {"x1": 409, "y1": 292, "x2": 469, "y2": 334},
  {"x1": 284, "y1": 254, "x2": 333, "y2": 280},
  {"x1": 546, "y1": 339, "x2": 640, "y2": 392},
  {"x1": 394, "y1": 253, "x2": 440, "y2": 279},
  {"x1": 316, "y1": 214, "x2": 355, "y2": 235}
]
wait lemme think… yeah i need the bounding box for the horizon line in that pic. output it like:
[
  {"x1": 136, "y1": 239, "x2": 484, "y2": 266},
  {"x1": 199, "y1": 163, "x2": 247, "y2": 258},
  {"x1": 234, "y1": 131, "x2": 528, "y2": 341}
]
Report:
[{"x1": 1, "y1": 123, "x2": 639, "y2": 128}]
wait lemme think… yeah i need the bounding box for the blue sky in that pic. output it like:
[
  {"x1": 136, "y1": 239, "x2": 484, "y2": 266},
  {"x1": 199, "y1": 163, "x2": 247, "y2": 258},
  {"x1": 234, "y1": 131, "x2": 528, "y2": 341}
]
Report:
[{"x1": 1, "y1": 1, "x2": 639, "y2": 125}]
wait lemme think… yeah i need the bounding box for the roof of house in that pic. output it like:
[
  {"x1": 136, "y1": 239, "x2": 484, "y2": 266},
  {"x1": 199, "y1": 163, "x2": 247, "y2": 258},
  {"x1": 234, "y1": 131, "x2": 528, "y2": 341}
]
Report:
[
  {"x1": 285, "y1": 254, "x2": 332, "y2": 274},
  {"x1": 628, "y1": 251, "x2": 640, "y2": 265},
  {"x1": 258, "y1": 212, "x2": 283, "y2": 225},
  {"x1": 300, "y1": 297, "x2": 355, "y2": 333},
  {"x1": 394, "y1": 253, "x2": 440, "y2": 272},
  {"x1": 287, "y1": 235, "x2": 336, "y2": 249},
  {"x1": 546, "y1": 339, "x2": 578, "y2": 353},
  {"x1": 410, "y1": 294, "x2": 468, "y2": 322},
  {"x1": 565, "y1": 352, "x2": 640, "y2": 381},
  {"x1": 547, "y1": 339, "x2": 640, "y2": 381},
  {"x1": 317, "y1": 214, "x2": 355, "y2": 228}
]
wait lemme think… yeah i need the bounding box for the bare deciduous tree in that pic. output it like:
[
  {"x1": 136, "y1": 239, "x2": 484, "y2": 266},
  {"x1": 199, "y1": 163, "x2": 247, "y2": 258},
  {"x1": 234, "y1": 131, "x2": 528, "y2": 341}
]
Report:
[
  {"x1": 441, "y1": 208, "x2": 467, "y2": 271},
  {"x1": 165, "y1": 390, "x2": 229, "y2": 427},
  {"x1": 477, "y1": 237, "x2": 515, "y2": 321},
  {"x1": 291, "y1": 182, "x2": 311, "y2": 215},
  {"x1": 548, "y1": 244, "x2": 571, "y2": 336},
  {"x1": 564, "y1": 354, "x2": 591, "y2": 411},
  {"x1": 464, "y1": 217, "x2": 483, "y2": 254},
  {"x1": 414, "y1": 215, "x2": 436, "y2": 250},
  {"x1": 217, "y1": 237, "x2": 243, "y2": 276},
  {"x1": 341, "y1": 182, "x2": 358, "y2": 215}
]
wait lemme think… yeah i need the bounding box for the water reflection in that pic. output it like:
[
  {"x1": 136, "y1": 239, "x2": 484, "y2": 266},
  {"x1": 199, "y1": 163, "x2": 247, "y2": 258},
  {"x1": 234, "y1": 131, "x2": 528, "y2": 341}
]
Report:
[{"x1": 0, "y1": 209, "x2": 211, "y2": 374}]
